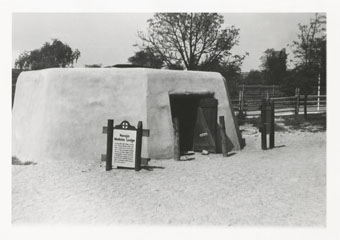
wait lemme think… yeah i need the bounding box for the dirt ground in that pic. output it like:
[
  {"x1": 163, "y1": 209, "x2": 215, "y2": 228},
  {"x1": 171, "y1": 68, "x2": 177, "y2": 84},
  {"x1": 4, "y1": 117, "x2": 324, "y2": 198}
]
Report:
[{"x1": 12, "y1": 115, "x2": 326, "y2": 226}]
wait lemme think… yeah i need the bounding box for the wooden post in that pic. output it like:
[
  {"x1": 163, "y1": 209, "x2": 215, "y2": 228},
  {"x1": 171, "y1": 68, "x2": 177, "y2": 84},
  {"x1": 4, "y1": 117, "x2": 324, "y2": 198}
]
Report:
[
  {"x1": 238, "y1": 90, "x2": 242, "y2": 118},
  {"x1": 106, "y1": 119, "x2": 114, "y2": 171},
  {"x1": 240, "y1": 90, "x2": 245, "y2": 118},
  {"x1": 219, "y1": 116, "x2": 228, "y2": 157},
  {"x1": 173, "y1": 117, "x2": 180, "y2": 161},
  {"x1": 269, "y1": 100, "x2": 275, "y2": 149},
  {"x1": 295, "y1": 88, "x2": 300, "y2": 116},
  {"x1": 135, "y1": 121, "x2": 143, "y2": 171},
  {"x1": 294, "y1": 88, "x2": 297, "y2": 114},
  {"x1": 304, "y1": 94, "x2": 308, "y2": 120},
  {"x1": 261, "y1": 99, "x2": 267, "y2": 150},
  {"x1": 317, "y1": 74, "x2": 321, "y2": 111}
]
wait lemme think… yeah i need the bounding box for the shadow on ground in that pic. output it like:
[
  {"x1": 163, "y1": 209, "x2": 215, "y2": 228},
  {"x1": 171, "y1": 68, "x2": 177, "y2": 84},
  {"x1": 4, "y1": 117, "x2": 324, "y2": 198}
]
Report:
[
  {"x1": 12, "y1": 156, "x2": 37, "y2": 166},
  {"x1": 142, "y1": 166, "x2": 165, "y2": 171}
]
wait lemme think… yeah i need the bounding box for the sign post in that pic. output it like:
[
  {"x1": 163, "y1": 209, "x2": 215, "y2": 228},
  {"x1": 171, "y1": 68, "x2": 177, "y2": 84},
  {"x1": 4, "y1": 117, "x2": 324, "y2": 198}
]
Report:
[
  {"x1": 134, "y1": 121, "x2": 143, "y2": 171},
  {"x1": 105, "y1": 119, "x2": 114, "y2": 171}
]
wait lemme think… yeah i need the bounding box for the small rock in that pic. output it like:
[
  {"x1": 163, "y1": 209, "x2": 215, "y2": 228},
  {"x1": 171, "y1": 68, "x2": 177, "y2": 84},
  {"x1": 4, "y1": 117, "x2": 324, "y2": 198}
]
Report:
[
  {"x1": 183, "y1": 151, "x2": 195, "y2": 156},
  {"x1": 180, "y1": 155, "x2": 195, "y2": 161},
  {"x1": 202, "y1": 150, "x2": 209, "y2": 155}
]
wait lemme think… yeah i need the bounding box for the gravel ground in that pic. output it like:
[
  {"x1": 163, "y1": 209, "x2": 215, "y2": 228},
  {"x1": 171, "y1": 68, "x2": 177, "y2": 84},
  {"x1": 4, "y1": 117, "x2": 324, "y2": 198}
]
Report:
[{"x1": 12, "y1": 125, "x2": 326, "y2": 226}]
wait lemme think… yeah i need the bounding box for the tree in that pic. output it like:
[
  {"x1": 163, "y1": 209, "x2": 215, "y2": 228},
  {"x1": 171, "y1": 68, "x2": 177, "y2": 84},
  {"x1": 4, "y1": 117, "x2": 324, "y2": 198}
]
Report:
[
  {"x1": 242, "y1": 70, "x2": 265, "y2": 85},
  {"x1": 128, "y1": 47, "x2": 164, "y2": 69},
  {"x1": 288, "y1": 13, "x2": 326, "y2": 119},
  {"x1": 260, "y1": 48, "x2": 287, "y2": 85},
  {"x1": 290, "y1": 13, "x2": 326, "y2": 92},
  {"x1": 137, "y1": 13, "x2": 246, "y2": 70},
  {"x1": 197, "y1": 57, "x2": 244, "y2": 97},
  {"x1": 219, "y1": 61, "x2": 244, "y2": 97},
  {"x1": 15, "y1": 39, "x2": 81, "y2": 70}
]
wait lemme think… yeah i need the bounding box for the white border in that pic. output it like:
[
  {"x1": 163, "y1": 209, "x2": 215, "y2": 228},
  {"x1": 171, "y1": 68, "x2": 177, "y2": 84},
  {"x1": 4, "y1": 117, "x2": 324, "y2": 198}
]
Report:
[{"x1": 1, "y1": 1, "x2": 339, "y2": 240}]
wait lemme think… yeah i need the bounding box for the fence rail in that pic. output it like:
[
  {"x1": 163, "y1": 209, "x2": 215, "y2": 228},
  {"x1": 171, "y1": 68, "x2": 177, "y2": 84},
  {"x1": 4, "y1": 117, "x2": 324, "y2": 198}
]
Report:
[{"x1": 233, "y1": 87, "x2": 326, "y2": 118}]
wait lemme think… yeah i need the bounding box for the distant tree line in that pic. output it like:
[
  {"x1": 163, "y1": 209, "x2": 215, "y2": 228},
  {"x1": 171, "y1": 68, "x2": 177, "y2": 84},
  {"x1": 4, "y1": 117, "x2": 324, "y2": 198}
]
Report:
[
  {"x1": 240, "y1": 48, "x2": 288, "y2": 86},
  {"x1": 242, "y1": 14, "x2": 326, "y2": 97},
  {"x1": 12, "y1": 39, "x2": 81, "y2": 107},
  {"x1": 13, "y1": 13, "x2": 326, "y2": 111},
  {"x1": 15, "y1": 39, "x2": 81, "y2": 70},
  {"x1": 128, "y1": 13, "x2": 326, "y2": 101},
  {"x1": 285, "y1": 14, "x2": 326, "y2": 96}
]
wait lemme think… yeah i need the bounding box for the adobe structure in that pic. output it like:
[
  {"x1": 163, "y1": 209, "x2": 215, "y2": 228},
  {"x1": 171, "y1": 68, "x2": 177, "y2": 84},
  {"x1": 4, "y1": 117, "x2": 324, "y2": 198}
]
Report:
[{"x1": 12, "y1": 68, "x2": 243, "y2": 164}]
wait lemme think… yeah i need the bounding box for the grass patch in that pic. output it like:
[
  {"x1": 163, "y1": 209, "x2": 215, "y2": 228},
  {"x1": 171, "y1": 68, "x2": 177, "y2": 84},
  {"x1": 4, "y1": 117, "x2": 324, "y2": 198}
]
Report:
[
  {"x1": 238, "y1": 112, "x2": 326, "y2": 133},
  {"x1": 239, "y1": 116, "x2": 288, "y2": 132},
  {"x1": 279, "y1": 113, "x2": 326, "y2": 132}
]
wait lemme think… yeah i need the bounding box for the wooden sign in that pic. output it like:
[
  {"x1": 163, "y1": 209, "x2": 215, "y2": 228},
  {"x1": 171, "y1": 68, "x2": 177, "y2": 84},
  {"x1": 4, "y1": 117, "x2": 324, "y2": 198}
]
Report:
[
  {"x1": 103, "y1": 119, "x2": 149, "y2": 171},
  {"x1": 112, "y1": 121, "x2": 137, "y2": 169}
]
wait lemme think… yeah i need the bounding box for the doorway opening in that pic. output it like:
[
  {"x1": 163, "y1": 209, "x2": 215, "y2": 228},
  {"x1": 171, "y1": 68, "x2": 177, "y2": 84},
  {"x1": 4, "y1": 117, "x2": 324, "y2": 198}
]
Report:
[{"x1": 169, "y1": 93, "x2": 221, "y2": 156}]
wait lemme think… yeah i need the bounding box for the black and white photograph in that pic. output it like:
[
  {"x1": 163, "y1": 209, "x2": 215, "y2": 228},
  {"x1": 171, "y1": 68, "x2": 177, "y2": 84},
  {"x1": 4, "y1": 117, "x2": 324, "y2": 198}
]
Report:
[{"x1": 2, "y1": 0, "x2": 340, "y2": 239}]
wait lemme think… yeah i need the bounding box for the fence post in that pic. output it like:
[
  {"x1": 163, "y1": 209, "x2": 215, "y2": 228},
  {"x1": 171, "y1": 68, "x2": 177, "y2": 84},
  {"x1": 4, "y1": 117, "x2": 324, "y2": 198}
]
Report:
[
  {"x1": 295, "y1": 88, "x2": 300, "y2": 116},
  {"x1": 317, "y1": 74, "x2": 321, "y2": 112},
  {"x1": 239, "y1": 90, "x2": 245, "y2": 119},
  {"x1": 269, "y1": 100, "x2": 275, "y2": 149},
  {"x1": 238, "y1": 90, "x2": 242, "y2": 117},
  {"x1": 304, "y1": 94, "x2": 308, "y2": 120},
  {"x1": 219, "y1": 116, "x2": 228, "y2": 157},
  {"x1": 241, "y1": 90, "x2": 245, "y2": 117},
  {"x1": 106, "y1": 119, "x2": 114, "y2": 171},
  {"x1": 261, "y1": 99, "x2": 267, "y2": 150}
]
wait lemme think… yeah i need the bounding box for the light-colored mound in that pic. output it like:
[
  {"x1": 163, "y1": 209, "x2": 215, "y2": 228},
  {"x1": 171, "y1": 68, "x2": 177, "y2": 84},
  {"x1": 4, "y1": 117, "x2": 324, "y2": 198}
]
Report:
[{"x1": 12, "y1": 68, "x2": 241, "y2": 164}]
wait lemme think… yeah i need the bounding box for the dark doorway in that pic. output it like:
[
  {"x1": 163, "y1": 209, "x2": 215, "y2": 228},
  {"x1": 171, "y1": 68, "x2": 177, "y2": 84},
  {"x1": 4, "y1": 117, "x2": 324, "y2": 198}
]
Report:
[{"x1": 170, "y1": 94, "x2": 219, "y2": 154}]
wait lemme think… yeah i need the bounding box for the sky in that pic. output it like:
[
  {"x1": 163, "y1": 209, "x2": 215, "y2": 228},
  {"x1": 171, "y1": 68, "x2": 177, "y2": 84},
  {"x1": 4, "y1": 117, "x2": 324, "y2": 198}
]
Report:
[{"x1": 12, "y1": 13, "x2": 319, "y2": 72}]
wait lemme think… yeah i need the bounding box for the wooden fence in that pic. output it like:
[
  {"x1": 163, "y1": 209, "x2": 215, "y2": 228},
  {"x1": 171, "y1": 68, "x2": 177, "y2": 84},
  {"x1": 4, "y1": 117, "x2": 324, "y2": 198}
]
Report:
[
  {"x1": 237, "y1": 84, "x2": 286, "y2": 98},
  {"x1": 232, "y1": 87, "x2": 326, "y2": 117}
]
